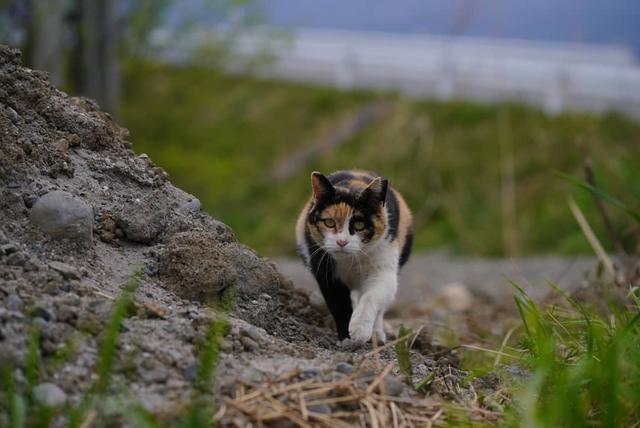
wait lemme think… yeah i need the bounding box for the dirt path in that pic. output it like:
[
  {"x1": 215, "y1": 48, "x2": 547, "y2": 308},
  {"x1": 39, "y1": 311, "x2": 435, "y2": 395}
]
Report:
[{"x1": 275, "y1": 251, "x2": 595, "y2": 315}]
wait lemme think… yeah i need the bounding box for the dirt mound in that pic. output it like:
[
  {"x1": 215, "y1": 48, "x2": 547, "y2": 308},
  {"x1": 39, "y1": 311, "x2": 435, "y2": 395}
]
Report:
[
  {"x1": 0, "y1": 45, "x2": 280, "y2": 415},
  {"x1": 0, "y1": 45, "x2": 503, "y2": 426}
]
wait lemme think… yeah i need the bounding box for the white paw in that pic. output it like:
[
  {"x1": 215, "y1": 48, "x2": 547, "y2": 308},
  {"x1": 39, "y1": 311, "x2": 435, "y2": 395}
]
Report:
[
  {"x1": 374, "y1": 329, "x2": 386, "y2": 344},
  {"x1": 349, "y1": 316, "x2": 374, "y2": 344}
]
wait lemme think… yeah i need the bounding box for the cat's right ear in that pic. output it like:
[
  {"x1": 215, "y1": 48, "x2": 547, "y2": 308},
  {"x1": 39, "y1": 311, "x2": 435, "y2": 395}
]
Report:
[{"x1": 311, "y1": 172, "x2": 334, "y2": 201}]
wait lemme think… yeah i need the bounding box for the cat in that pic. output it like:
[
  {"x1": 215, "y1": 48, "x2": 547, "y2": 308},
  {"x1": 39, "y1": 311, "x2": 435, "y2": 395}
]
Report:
[{"x1": 296, "y1": 170, "x2": 413, "y2": 344}]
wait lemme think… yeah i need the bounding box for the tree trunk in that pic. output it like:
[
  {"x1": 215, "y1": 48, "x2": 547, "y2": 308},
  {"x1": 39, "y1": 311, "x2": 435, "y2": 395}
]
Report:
[
  {"x1": 27, "y1": 0, "x2": 66, "y2": 87},
  {"x1": 77, "y1": 0, "x2": 119, "y2": 114}
]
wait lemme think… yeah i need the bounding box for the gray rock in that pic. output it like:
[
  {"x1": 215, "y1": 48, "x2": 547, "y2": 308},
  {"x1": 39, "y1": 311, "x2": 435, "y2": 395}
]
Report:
[
  {"x1": 182, "y1": 363, "x2": 198, "y2": 382},
  {"x1": 382, "y1": 375, "x2": 406, "y2": 396},
  {"x1": 336, "y1": 362, "x2": 354, "y2": 374},
  {"x1": 30, "y1": 191, "x2": 93, "y2": 242},
  {"x1": 6, "y1": 294, "x2": 23, "y2": 311},
  {"x1": 242, "y1": 326, "x2": 263, "y2": 342},
  {"x1": 307, "y1": 403, "x2": 332, "y2": 414},
  {"x1": 33, "y1": 383, "x2": 67, "y2": 407},
  {"x1": 33, "y1": 317, "x2": 48, "y2": 329},
  {"x1": 31, "y1": 307, "x2": 54, "y2": 322},
  {"x1": 0, "y1": 243, "x2": 17, "y2": 255},
  {"x1": 240, "y1": 336, "x2": 260, "y2": 353},
  {"x1": 116, "y1": 190, "x2": 169, "y2": 244},
  {"x1": 183, "y1": 198, "x2": 201, "y2": 212},
  {"x1": 0, "y1": 344, "x2": 21, "y2": 367},
  {"x1": 5, "y1": 251, "x2": 28, "y2": 266},
  {"x1": 139, "y1": 391, "x2": 169, "y2": 413},
  {"x1": 48, "y1": 261, "x2": 80, "y2": 279}
]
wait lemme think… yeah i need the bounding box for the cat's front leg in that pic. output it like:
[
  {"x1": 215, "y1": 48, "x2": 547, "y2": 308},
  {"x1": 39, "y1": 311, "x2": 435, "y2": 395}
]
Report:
[{"x1": 349, "y1": 270, "x2": 397, "y2": 344}]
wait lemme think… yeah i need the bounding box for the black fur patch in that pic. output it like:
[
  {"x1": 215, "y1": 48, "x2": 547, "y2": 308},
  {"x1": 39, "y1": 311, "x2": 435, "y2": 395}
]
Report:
[
  {"x1": 327, "y1": 170, "x2": 355, "y2": 185},
  {"x1": 399, "y1": 228, "x2": 414, "y2": 267},
  {"x1": 304, "y1": 229, "x2": 352, "y2": 339},
  {"x1": 384, "y1": 189, "x2": 400, "y2": 241}
]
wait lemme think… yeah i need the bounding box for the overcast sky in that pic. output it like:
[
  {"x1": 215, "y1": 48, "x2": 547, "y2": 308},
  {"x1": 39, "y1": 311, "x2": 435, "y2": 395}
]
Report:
[{"x1": 261, "y1": 0, "x2": 640, "y2": 52}]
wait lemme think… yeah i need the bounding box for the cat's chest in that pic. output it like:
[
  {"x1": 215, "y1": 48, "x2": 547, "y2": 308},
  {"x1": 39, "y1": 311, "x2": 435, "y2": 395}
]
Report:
[{"x1": 331, "y1": 245, "x2": 398, "y2": 289}]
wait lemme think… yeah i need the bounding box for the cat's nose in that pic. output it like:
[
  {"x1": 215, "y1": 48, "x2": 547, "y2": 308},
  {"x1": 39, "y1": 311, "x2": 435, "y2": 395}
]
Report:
[{"x1": 337, "y1": 239, "x2": 348, "y2": 248}]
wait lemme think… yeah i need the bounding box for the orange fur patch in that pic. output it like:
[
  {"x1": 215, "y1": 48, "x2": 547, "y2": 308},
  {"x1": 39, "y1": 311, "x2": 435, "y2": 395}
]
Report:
[{"x1": 320, "y1": 203, "x2": 353, "y2": 230}]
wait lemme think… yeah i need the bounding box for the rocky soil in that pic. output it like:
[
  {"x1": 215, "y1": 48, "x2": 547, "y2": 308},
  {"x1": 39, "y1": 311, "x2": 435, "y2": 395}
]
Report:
[{"x1": 1, "y1": 44, "x2": 583, "y2": 426}]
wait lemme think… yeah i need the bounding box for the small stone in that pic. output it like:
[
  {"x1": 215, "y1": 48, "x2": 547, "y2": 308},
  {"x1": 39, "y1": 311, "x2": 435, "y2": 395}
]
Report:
[
  {"x1": 5, "y1": 251, "x2": 28, "y2": 266},
  {"x1": 382, "y1": 375, "x2": 406, "y2": 396},
  {"x1": 182, "y1": 363, "x2": 198, "y2": 382},
  {"x1": 240, "y1": 336, "x2": 259, "y2": 353},
  {"x1": 183, "y1": 198, "x2": 201, "y2": 212},
  {"x1": 0, "y1": 243, "x2": 18, "y2": 255},
  {"x1": 336, "y1": 362, "x2": 354, "y2": 374},
  {"x1": 221, "y1": 340, "x2": 233, "y2": 352},
  {"x1": 30, "y1": 191, "x2": 93, "y2": 242},
  {"x1": 48, "y1": 261, "x2": 80, "y2": 280},
  {"x1": 436, "y1": 282, "x2": 473, "y2": 312},
  {"x1": 5, "y1": 106, "x2": 19, "y2": 123},
  {"x1": 307, "y1": 403, "x2": 332, "y2": 414},
  {"x1": 0, "y1": 344, "x2": 21, "y2": 367},
  {"x1": 242, "y1": 326, "x2": 263, "y2": 342},
  {"x1": 33, "y1": 383, "x2": 67, "y2": 407},
  {"x1": 31, "y1": 307, "x2": 54, "y2": 322},
  {"x1": 23, "y1": 194, "x2": 37, "y2": 208},
  {"x1": 139, "y1": 392, "x2": 169, "y2": 413},
  {"x1": 6, "y1": 294, "x2": 23, "y2": 311},
  {"x1": 116, "y1": 190, "x2": 169, "y2": 244},
  {"x1": 33, "y1": 317, "x2": 48, "y2": 329},
  {"x1": 301, "y1": 368, "x2": 322, "y2": 378}
]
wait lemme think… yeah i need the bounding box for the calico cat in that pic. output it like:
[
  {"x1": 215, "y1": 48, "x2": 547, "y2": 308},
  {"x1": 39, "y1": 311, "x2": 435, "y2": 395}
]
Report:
[{"x1": 296, "y1": 170, "x2": 413, "y2": 344}]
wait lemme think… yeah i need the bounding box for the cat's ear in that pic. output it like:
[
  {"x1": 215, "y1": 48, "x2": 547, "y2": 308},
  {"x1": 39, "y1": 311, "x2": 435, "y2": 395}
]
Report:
[
  {"x1": 361, "y1": 177, "x2": 388, "y2": 204},
  {"x1": 311, "y1": 172, "x2": 334, "y2": 200}
]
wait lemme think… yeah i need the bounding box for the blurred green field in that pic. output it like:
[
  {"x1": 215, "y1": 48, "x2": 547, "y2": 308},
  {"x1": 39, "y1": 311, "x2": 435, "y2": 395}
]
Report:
[{"x1": 120, "y1": 61, "x2": 640, "y2": 257}]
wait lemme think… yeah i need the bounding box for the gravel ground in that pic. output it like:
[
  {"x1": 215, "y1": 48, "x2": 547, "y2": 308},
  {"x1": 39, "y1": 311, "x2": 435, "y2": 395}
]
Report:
[{"x1": 0, "y1": 45, "x2": 506, "y2": 426}]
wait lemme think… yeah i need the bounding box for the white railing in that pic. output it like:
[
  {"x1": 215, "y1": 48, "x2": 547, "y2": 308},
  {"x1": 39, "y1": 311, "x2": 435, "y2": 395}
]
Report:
[{"x1": 249, "y1": 29, "x2": 640, "y2": 118}]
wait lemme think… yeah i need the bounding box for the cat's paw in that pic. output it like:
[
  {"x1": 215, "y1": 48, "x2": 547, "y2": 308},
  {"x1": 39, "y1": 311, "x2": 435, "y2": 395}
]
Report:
[
  {"x1": 374, "y1": 328, "x2": 386, "y2": 344},
  {"x1": 336, "y1": 338, "x2": 361, "y2": 351},
  {"x1": 349, "y1": 317, "x2": 374, "y2": 344}
]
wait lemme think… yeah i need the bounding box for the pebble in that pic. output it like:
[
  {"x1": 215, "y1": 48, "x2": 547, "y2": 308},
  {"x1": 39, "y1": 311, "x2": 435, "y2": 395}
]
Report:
[
  {"x1": 182, "y1": 363, "x2": 198, "y2": 382},
  {"x1": 240, "y1": 336, "x2": 260, "y2": 352},
  {"x1": 382, "y1": 375, "x2": 406, "y2": 397},
  {"x1": 33, "y1": 383, "x2": 67, "y2": 407},
  {"x1": 183, "y1": 198, "x2": 201, "y2": 212},
  {"x1": 6, "y1": 294, "x2": 23, "y2": 311},
  {"x1": 31, "y1": 307, "x2": 54, "y2": 322},
  {"x1": 301, "y1": 368, "x2": 322, "y2": 378},
  {"x1": 0, "y1": 243, "x2": 18, "y2": 255},
  {"x1": 436, "y1": 282, "x2": 473, "y2": 312},
  {"x1": 5, "y1": 251, "x2": 28, "y2": 266},
  {"x1": 336, "y1": 362, "x2": 354, "y2": 374},
  {"x1": 242, "y1": 325, "x2": 263, "y2": 342},
  {"x1": 307, "y1": 403, "x2": 332, "y2": 414},
  {"x1": 30, "y1": 191, "x2": 93, "y2": 242},
  {"x1": 32, "y1": 317, "x2": 48, "y2": 330},
  {"x1": 48, "y1": 261, "x2": 80, "y2": 280}
]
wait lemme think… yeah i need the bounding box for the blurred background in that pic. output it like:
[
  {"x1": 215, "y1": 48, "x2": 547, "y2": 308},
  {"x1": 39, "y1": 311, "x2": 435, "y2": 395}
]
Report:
[{"x1": 2, "y1": 0, "x2": 639, "y2": 260}]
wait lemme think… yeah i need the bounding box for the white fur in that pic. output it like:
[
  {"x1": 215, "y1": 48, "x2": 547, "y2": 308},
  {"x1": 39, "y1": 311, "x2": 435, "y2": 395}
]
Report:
[
  {"x1": 331, "y1": 237, "x2": 399, "y2": 344},
  {"x1": 297, "y1": 206, "x2": 400, "y2": 344}
]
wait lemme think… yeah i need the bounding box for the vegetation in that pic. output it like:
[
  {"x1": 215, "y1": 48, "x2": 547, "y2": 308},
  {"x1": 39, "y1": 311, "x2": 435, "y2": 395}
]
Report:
[
  {"x1": 0, "y1": 272, "x2": 229, "y2": 428},
  {"x1": 121, "y1": 61, "x2": 640, "y2": 257}
]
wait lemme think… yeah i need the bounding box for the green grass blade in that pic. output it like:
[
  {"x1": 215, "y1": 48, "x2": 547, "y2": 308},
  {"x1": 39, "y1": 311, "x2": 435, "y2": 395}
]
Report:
[
  {"x1": 395, "y1": 324, "x2": 413, "y2": 383},
  {"x1": 557, "y1": 172, "x2": 640, "y2": 224}
]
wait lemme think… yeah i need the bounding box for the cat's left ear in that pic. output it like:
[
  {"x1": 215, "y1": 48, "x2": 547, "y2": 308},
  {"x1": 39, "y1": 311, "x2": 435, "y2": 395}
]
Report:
[
  {"x1": 361, "y1": 177, "x2": 388, "y2": 205},
  {"x1": 311, "y1": 172, "x2": 335, "y2": 201}
]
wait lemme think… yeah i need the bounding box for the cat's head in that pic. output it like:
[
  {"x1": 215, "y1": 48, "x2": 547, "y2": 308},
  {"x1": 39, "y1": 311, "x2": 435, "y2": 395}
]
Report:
[{"x1": 306, "y1": 171, "x2": 388, "y2": 256}]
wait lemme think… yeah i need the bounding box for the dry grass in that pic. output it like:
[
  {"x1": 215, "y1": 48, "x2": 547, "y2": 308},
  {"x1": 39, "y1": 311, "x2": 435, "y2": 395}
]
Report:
[{"x1": 214, "y1": 362, "x2": 503, "y2": 427}]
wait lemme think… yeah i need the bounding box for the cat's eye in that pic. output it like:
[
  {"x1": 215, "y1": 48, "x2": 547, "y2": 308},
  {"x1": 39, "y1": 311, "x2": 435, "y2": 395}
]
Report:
[
  {"x1": 353, "y1": 221, "x2": 366, "y2": 231},
  {"x1": 323, "y1": 218, "x2": 336, "y2": 228}
]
